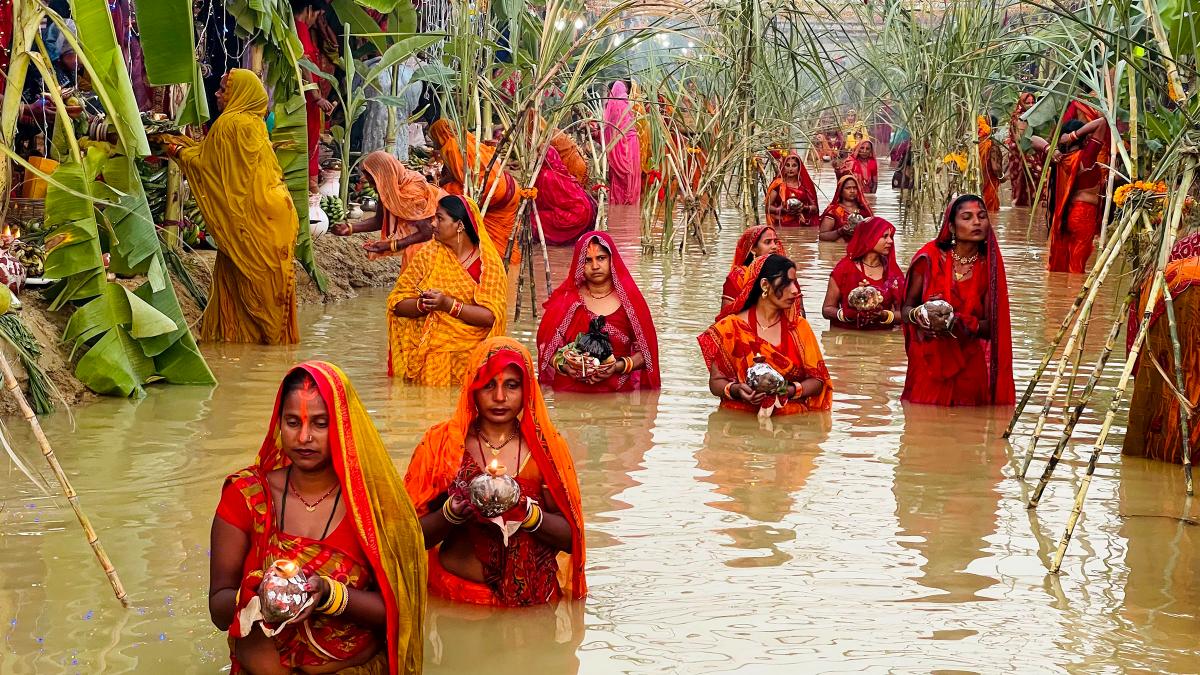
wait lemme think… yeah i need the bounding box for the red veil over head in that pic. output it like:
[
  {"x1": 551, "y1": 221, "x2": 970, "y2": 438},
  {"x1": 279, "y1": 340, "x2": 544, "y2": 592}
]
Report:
[
  {"x1": 766, "y1": 150, "x2": 818, "y2": 227},
  {"x1": 822, "y1": 174, "x2": 874, "y2": 220},
  {"x1": 536, "y1": 231, "x2": 660, "y2": 388},
  {"x1": 906, "y1": 195, "x2": 1015, "y2": 404},
  {"x1": 730, "y1": 225, "x2": 788, "y2": 272}
]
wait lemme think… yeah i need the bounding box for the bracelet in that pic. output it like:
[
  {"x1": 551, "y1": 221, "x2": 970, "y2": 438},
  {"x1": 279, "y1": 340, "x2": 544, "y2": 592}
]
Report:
[
  {"x1": 907, "y1": 307, "x2": 920, "y2": 324},
  {"x1": 442, "y1": 497, "x2": 468, "y2": 525},
  {"x1": 521, "y1": 503, "x2": 542, "y2": 530},
  {"x1": 450, "y1": 299, "x2": 464, "y2": 318},
  {"x1": 622, "y1": 356, "x2": 633, "y2": 374},
  {"x1": 836, "y1": 308, "x2": 845, "y2": 323},
  {"x1": 523, "y1": 505, "x2": 545, "y2": 533},
  {"x1": 316, "y1": 576, "x2": 348, "y2": 615},
  {"x1": 390, "y1": 239, "x2": 398, "y2": 252},
  {"x1": 881, "y1": 310, "x2": 895, "y2": 325},
  {"x1": 790, "y1": 381, "x2": 804, "y2": 400},
  {"x1": 722, "y1": 381, "x2": 735, "y2": 399}
]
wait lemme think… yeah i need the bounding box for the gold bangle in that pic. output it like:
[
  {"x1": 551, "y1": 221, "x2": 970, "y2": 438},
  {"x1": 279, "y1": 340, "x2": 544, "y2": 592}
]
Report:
[
  {"x1": 316, "y1": 576, "x2": 339, "y2": 613},
  {"x1": 442, "y1": 497, "x2": 468, "y2": 525},
  {"x1": 722, "y1": 381, "x2": 735, "y2": 399},
  {"x1": 882, "y1": 310, "x2": 894, "y2": 325},
  {"x1": 521, "y1": 504, "x2": 541, "y2": 529},
  {"x1": 836, "y1": 308, "x2": 845, "y2": 323},
  {"x1": 331, "y1": 582, "x2": 350, "y2": 616},
  {"x1": 389, "y1": 239, "x2": 398, "y2": 252}
]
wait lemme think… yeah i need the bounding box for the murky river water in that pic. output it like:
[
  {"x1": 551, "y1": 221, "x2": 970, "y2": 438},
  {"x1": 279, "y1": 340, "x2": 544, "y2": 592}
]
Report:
[{"x1": 3, "y1": 165, "x2": 1200, "y2": 673}]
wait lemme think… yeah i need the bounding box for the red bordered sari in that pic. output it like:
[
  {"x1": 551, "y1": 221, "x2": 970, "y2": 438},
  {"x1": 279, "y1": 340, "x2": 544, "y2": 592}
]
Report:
[
  {"x1": 821, "y1": 175, "x2": 874, "y2": 242},
  {"x1": 829, "y1": 216, "x2": 905, "y2": 330},
  {"x1": 902, "y1": 197, "x2": 1015, "y2": 406},
  {"x1": 765, "y1": 150, "x2": 819, "y2": 228},
  {"x1": 698, "y1": 256, "x2": 833, "y2": 416},
  {"x1": 718, "y1": 226, "x2": 790, "y2": 321},
  {"x1": 403, "y1": 338, "x2": 587, "y2": 607},
  {"x1": 218, "y1": 362, "x2": 426, "y2": 675},
  {"x1": 536, "y1": 231, "x2": 660, "y2": 391}
]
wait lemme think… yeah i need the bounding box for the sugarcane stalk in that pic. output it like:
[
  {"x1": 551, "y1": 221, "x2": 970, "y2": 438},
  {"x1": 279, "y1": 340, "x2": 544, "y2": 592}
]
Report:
[
  {"x1": 529, "y1": 199, "x2": 553, "y2": 298},
  {"x1": 1027, "y1": 293, "x2": 1132, "y2": 507},
  {"x1": 164, "y1": 161, "x2": 182, "y2": 251},
  {"x1": 1161, "y1": 284, "x2": 1194, "y2": 495},
  {"x1": 1014, "y1": 211, "x2": 1136, "y2": 467},
  {"x1": 1049, "y1": 163, "x2": 1195, "y2": 572},
  {"x1": 1127, "y1": 65, "x2": 1138, "y2": 180},
  {"x1": 0, "y1": 347, "x2": 128, "y2": 606},
  {"x1": 1063, "y1": 301, "x2": 1092, "y2": 415}
]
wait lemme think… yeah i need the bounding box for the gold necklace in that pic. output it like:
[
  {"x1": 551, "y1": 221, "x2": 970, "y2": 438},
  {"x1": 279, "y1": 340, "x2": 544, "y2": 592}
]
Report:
[
  {"x1": 288, "y1": 479, "x2": 339, "y2": 513},
  {"x1": 476, "y1": 424, "x2": 518, "y2": 458},
  {"x1": 951, "y1": 250, "x2": 979, "y2": 281},
  {"x1": 586, "y1": 286, "x2": 614, "y2": 300}
]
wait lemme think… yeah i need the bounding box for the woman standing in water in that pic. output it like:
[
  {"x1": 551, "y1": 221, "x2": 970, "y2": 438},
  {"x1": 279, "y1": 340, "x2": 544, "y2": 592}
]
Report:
[
  {"x1": 818, "y1": 175, "x2": 874, "y2": 243},
  {"x1": 699, "y1": 254, "x2": 832, "y2": 417},
  {"x1": 822, "y1": 216, "x2": 904, "y2": 330},
  {"x1": 404, "y1": 337, "x2": 587, "y2": 607},
  {"x1": 845, "y1": 140, "x2": 879, "y2": 195},
  {"x1": 208, "y1": 362, "x2": 426, "y2": 674},
  {"x1": 537, "y1": 232, "x2": 660, "y2": 392},
  {"x1": 765, "y1": 151, "x2": 819, "y2": 228},
  {"x1": 901, "y1": 195, "x2": 1014, "y2": 406},
  {"x1": 718, "y1": 225, "x2": 786, "y2": 320},
  {"x1": 387, "y1": 195, "x2": 507, "y2": 384},
  {"x1": 164, "y1": 69, "x2": 299, "y2": 345}
]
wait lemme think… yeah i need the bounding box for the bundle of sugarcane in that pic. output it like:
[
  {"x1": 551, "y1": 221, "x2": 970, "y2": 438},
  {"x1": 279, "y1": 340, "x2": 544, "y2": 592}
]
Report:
[{"x1": 0, "y1": 313, "x2": 55, "y2": 414}]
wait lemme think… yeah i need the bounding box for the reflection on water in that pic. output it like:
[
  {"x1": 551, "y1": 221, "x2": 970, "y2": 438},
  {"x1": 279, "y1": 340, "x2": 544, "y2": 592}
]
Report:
[{"x1": 3, "y1": 166, "x2": 1200, "y2": 672}]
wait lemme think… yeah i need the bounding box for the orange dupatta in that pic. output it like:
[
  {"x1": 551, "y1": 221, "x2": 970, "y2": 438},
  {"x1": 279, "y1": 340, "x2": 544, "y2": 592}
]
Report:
[
  {"x1": 361, "y1": 151, "x2": 443, "y2": 262},
  {"x1": 429, "y1": 119, "x2": 520, "y2": 257},
  {"x1": 225, "y1": 362, "x2": 426, "y2": 675},
  {"x1": 403, "y1": 337, "x2": 587, "y2": 602}
]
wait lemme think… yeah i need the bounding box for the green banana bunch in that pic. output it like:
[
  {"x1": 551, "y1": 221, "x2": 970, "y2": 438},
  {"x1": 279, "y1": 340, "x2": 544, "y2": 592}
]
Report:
[{"x1": 320, "y1": 195, "x2": 347, "y2": 223}]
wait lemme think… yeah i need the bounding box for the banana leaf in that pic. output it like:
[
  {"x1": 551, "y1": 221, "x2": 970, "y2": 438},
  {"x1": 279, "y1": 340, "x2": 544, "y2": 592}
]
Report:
[
  {"x1": 272, "y1": 90, "x2": 328, "y2": 292},
  {"x1": 331, "y1": 0, "x2": 390, "y2": 54},
  {"x1": 133, "y1": 0, "x2": 209, "y2": 126},
  {"x1": 356, "y1": 0, "x2": 402, "y2": 13},
  {"x1": 68, "y1": 0, "x2": 151, "y2": 157}
]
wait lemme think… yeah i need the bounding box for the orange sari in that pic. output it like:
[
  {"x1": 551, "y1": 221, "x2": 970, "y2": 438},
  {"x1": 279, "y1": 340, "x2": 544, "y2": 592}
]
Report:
[
  {"x1": 386, "y1": 196, "x2": 507, "y2": 384},
  {"x1": 977, "y1": 116, "x2": 1001, "y2": 214},
  {"x1": 403, "y1": 338, "x2": 587, "y2": 606},
  {"x1": 218, "y1": 362, "x2": 426, "y2": 675},
  {"x1": 360, "y1": 151, "x2": 442, "y2": 263},
  {"x1": 429, "y1": 119, "x2": 520, "y2": 258},
  {"x1": 699, "y1": 257, "x2": 833, "y2": 416},
  {"x1": 1048, "y1": 101, "x2": 1109, "y2": 273}
]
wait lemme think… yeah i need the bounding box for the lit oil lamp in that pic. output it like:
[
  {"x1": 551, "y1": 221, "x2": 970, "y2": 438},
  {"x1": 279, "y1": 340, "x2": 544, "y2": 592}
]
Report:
[{"x1": 469, "y1": 458, "x2": 522, "y2": 517}]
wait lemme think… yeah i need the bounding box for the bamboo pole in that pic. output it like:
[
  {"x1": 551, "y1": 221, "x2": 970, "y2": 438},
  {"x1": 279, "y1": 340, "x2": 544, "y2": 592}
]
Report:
[
  {"x1": 1015, "y1": 213, "x2": 1136, "y2": 472},
  {"x1": 529, "y1": 199, "x2": 553, "y2": 297},
  {"x1": 1049, "y1": 163, "x2": 1195, "y2": 572},
  {"x1": 1027, "y1": 294, "x2": 1131, "y2": 508},
  {"x1": 1161, "y1": 279, "x2": 1194, "y2": 495},
  {"x1": 0, "y1": 348, "x2": 128, "y2": 606}
]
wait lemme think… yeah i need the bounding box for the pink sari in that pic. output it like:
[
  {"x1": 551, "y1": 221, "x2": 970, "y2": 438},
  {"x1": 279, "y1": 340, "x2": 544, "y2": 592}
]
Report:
[
  {"x1": 534, "y1": 147, "x2": 598, "y2": 245},
  {"x1": 603, "y1": 82, "x2": 642, "y2": 205}
]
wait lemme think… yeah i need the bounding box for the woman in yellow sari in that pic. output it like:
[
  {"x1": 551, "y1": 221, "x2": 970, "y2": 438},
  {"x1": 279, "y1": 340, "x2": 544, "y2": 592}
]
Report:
[
  {"x1": 427, "y1": 118, "x2": 520, "y2": 258},
  {"x1": 208, "y1": 361, "x2": 426, "y2": 674},
  {"x1": 164, "y1": 69, "x2": 299, "y2": 345},
  {"x1": 387, "y1": 195, "x2": 508, "y2": 385}
]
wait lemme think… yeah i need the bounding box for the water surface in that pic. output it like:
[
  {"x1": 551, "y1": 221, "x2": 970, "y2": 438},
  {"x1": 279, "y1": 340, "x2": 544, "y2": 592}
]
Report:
[{"x1": 2, "y1": 166, "x2": 1199, "y2": 673}]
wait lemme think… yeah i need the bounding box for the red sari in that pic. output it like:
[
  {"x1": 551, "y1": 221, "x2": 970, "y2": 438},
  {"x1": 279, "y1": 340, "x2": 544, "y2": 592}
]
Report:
[
  {"x1": 978, "y1": 117, "x2": 1002, "y2": 214},
  {"x1": 765, "y1": 150, "x2": 819, "y2": 228},
  {"x1": 533, "y1": 146, "x2": 597, "y2": 246},
  {"x1": 698, "y1": 256, "x2": 833, "y2": 416},
  {"x1": 821, "y1": 175, "x2": 875, "y2": 242},
  {"x1": 218, "y1": 362, "x2": 426, "y2": 675},
  {"x1": 1048, "y1": 101, "x2": 1110, "y2": 273},
  {"x1": 829, "y1": 217, "x2": 905, "y2": 330},
  {"x1": 719, "y1": 226, "x2": 789, "y2": 321},
  {"x1": 537, "y1": 232, "x2": 660, "y2": 391},
  {"x1": 902, "y1": 198, "x2": 1015, "y2": 406},
  {"x1": 1006, "y1": 93, "x2": 1039, "y2": 207},
  {"x1": 847, "y1": 141, "x2": 878, "y2": 194}
]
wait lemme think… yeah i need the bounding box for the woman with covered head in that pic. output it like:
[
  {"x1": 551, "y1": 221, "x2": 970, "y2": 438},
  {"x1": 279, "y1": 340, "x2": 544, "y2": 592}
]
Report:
[
  {"x1": 818, "y1": 175, "x2": 874, "y2": 243},
  {"x1": 901, "y1": 194, "x2": 1014, "y2": 406},
  {"x1": 163, "y1": 69, "x2": 299, "y2": 345},
  {"x1": 603, "y1": 80, "x2": 642, "y2": 206},
  {"x1": 718, "y1": 225, "x2": 787, "y2": 320},
  {"x1": 845, "y1": 140, "x2": 878, "y2": 195},
  {"x1": 427, "y1": 118, "x2": 521, "y2": 258},
  {"x1": 404, "y1": 337, "x2": 587, "y2": 607},
  {"x1": 208, "y1": 362, "x2": 426, "y2": 674},
  {"x1": 537, "y1": 232, "x2": 660, "y2": 392},
  {"x1": 765, "y1": 151, "x2": 819, "y2": 228},
  {"x1": 822, "y1": 216, "x2": 905, "y2": 330},
  {"x1": 331, "y1": 151, "x2": 443, "y2": 263},
  {"x1": 699, "y1": 254, "x2": 833, "y2": 417},
  {"x1": 387, "y1": 195, "x2": 507, "y2": 384}
]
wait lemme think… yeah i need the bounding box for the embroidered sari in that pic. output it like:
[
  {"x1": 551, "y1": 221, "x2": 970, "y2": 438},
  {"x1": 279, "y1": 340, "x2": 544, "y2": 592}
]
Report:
[
  {"x1": 902, "y1": 196, "x2": 1015, "y2": 406},
  {"x1": 360, "y1": 151, "x2": 442, "y2": 263},
  {"x1": 1047, "y1": 101, "x2": 1110, "y2": 273},
  {"x1": 536, "y1": 232, "x2": 660, "y2": 392},
  {"x1": 829, "y1": 217, "x2": 905, "y2": 330},
  {"x1": 821, "y1": 175, "x2": 874, "y2": 242},
  {"x1": 386, "y1": 196, "x2": 508, "y2": 384},
  {"x1": 217, "y1": 362, "x2": 426, "y2": 675},
  {"x1": 765, "y1": 150, "x2": 819, "y2": 228},
  {"x1": 403, "y1": 338, "x2": 587, "y2": 606},
  {"x1": 1123, "y1": 232, "x2": 1200, "y2": 464},
  {"x1": 171, "y1": 69, "x2": 299, "y2": 345},
  {"x1": 718, "y1": 226, "x2": 789, "y2": 321},
  {"x1": 698, "y1": 256, "x2": 833, "y2": 416},
  {"x1": 603, "y1": 81, "x2": 642, "y2": 205},
  {"x1": 429, "y1": 119, "x2": 520, "y2": 257}
]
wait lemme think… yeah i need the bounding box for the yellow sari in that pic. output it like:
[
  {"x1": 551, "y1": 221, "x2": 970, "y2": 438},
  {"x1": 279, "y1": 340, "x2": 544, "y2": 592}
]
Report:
[
  {"x1": 386, "y1": 197, "x2": 508, "y2": 385},
  {"x1": 171, "y1": 69, "x2": 299, "y2": 345}
]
